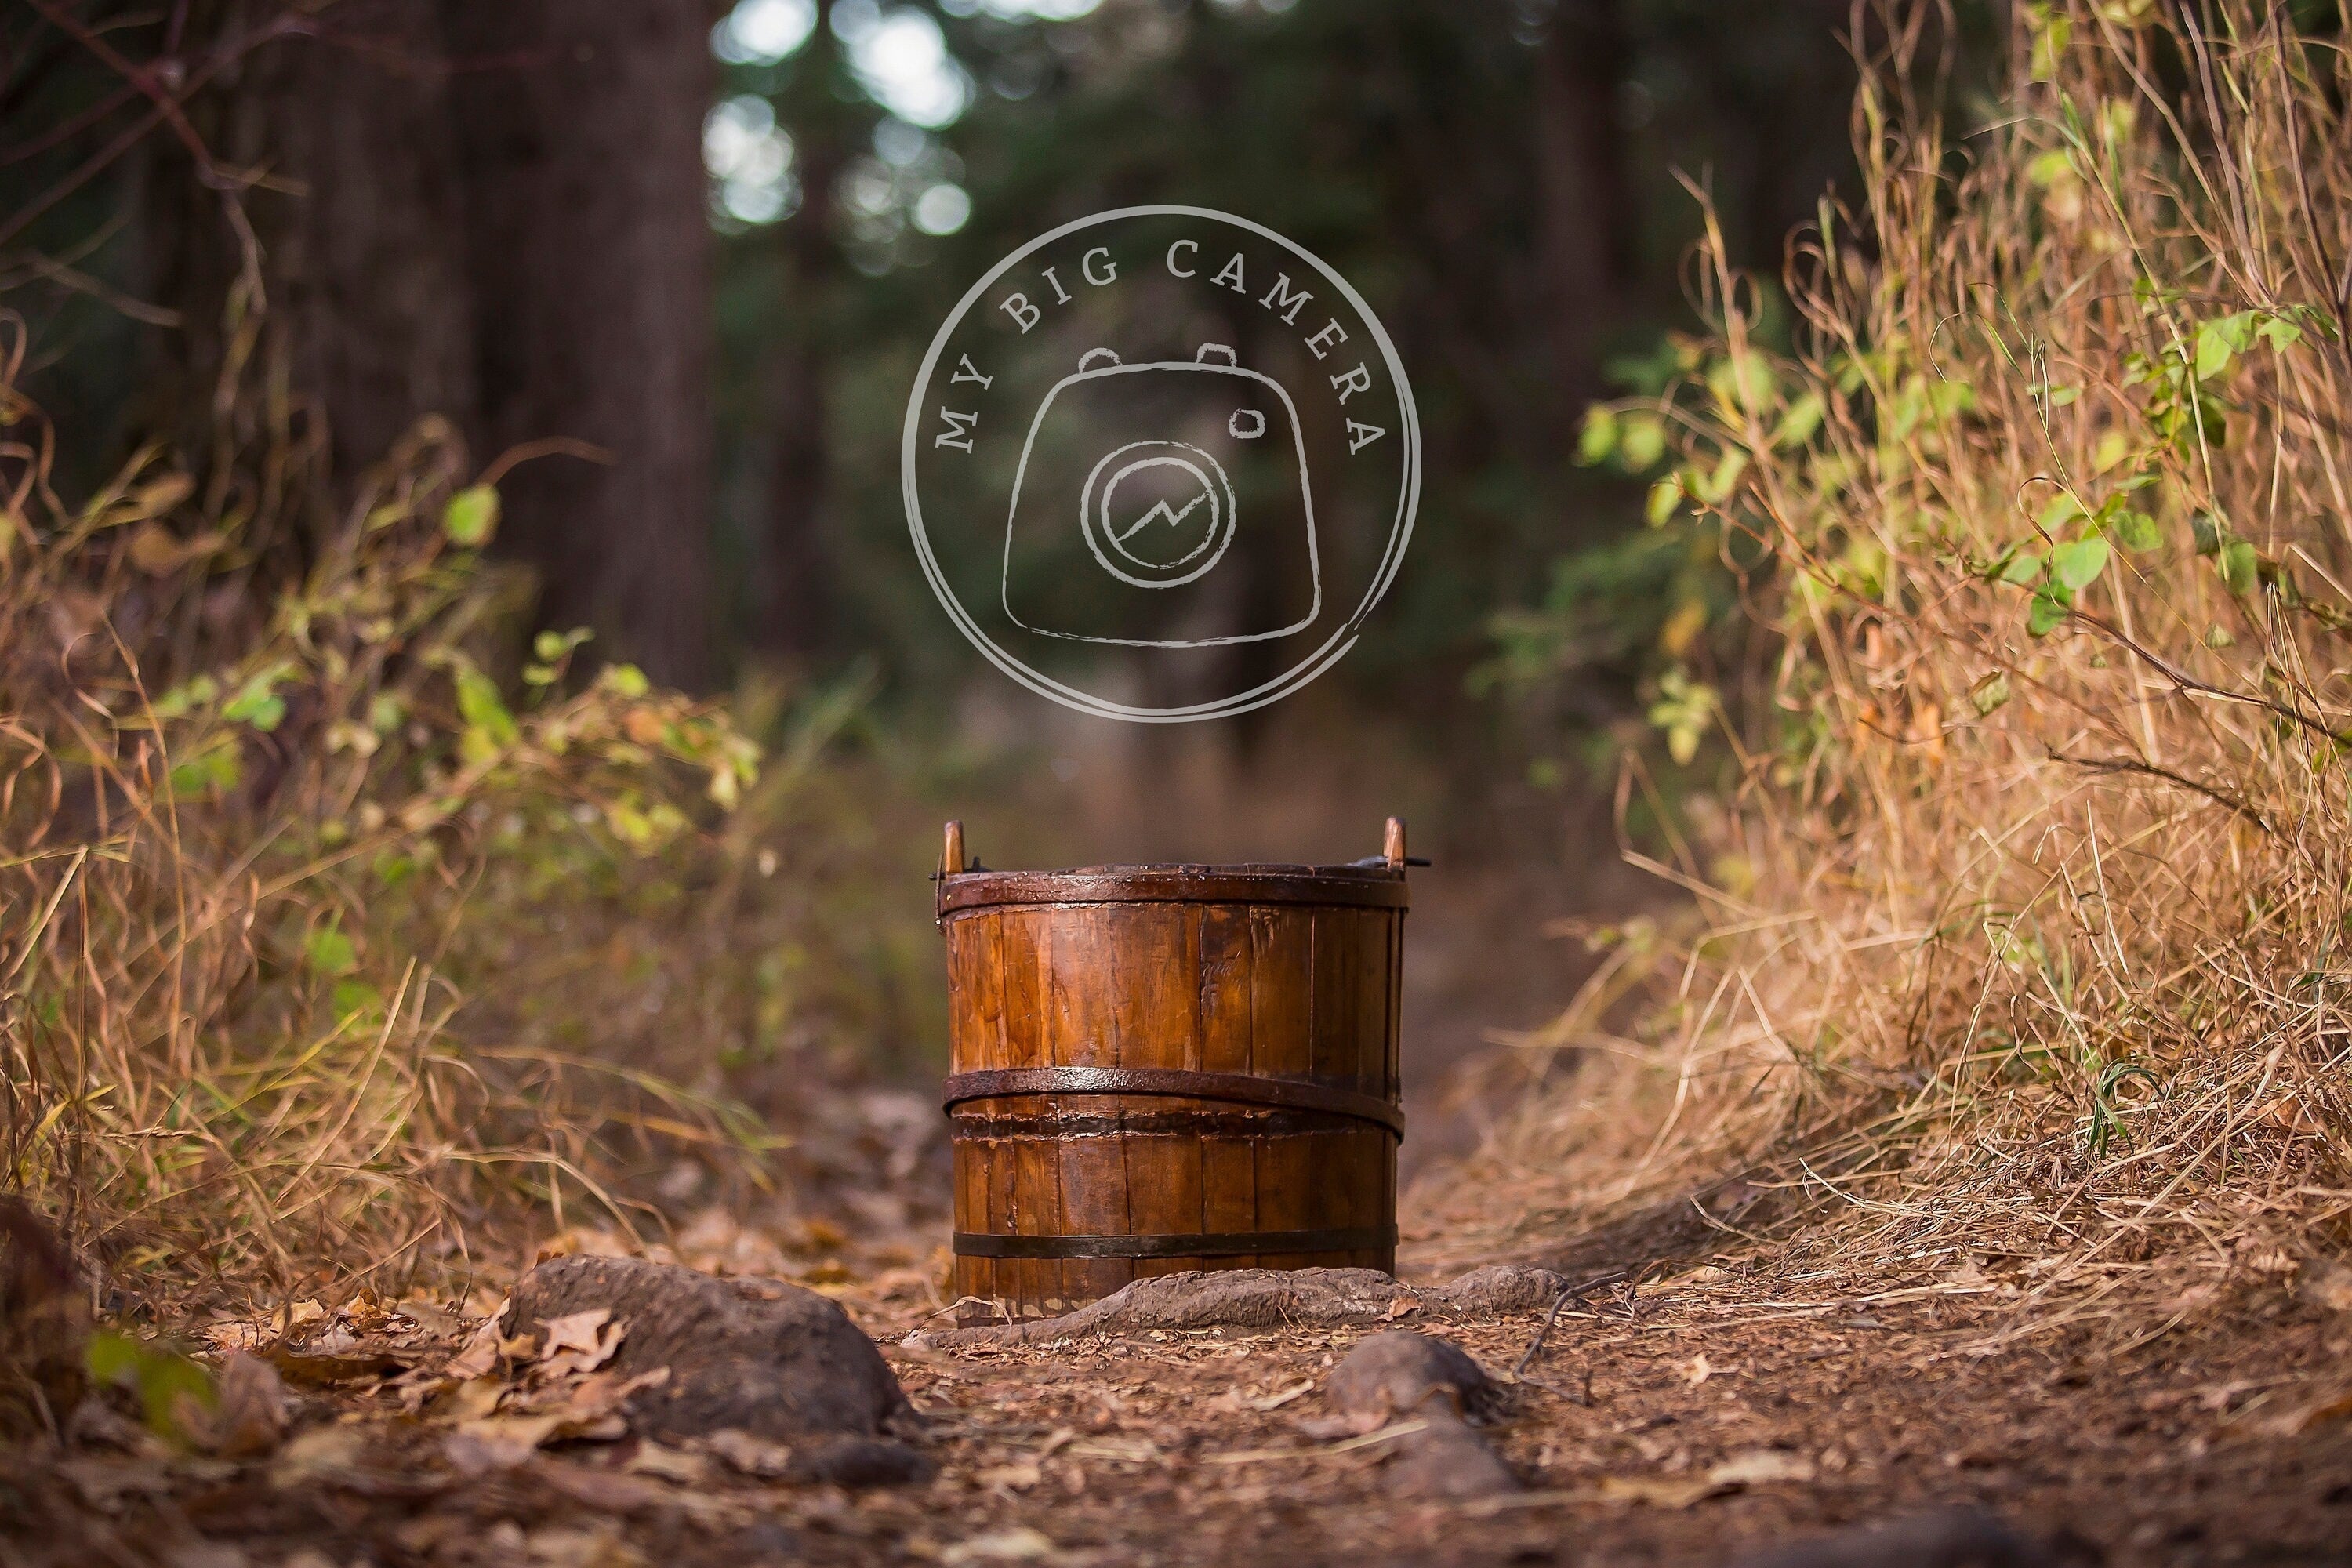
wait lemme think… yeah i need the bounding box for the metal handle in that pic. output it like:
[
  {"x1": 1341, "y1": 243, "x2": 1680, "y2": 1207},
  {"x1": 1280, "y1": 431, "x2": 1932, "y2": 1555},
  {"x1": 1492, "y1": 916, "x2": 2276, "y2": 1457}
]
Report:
[
  {"x1": 1079, "y1": 347, "x2": 1121, "y2": 372},
  {"x1": 1194, "y1": 343, "x2": 1238, "y2": 366}
]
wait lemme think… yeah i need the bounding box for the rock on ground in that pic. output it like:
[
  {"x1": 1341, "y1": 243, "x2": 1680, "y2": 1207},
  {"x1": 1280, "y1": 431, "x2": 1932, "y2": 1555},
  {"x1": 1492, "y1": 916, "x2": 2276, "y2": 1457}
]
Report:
[
  {"x1": 502, "y1": 1254, "x2": 927, "y2": 1484},
  {"x1": 1326, "y1": 1330, "x2": 1519, "y2": 1502}
]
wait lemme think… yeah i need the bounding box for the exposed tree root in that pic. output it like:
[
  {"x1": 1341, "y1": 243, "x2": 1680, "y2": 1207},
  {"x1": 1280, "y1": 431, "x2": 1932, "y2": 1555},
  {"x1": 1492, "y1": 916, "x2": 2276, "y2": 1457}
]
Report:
[{"x1": 903, "y1": 1265, "x2": 1571, "y2": 1349}]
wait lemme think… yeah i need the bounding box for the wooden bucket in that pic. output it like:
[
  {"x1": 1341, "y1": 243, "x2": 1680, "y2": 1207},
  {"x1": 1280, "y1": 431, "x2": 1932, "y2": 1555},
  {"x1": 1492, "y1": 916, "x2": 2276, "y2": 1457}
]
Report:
[{"x1": 937, "y1": 819, "x2": 1410, "y2": 1319}]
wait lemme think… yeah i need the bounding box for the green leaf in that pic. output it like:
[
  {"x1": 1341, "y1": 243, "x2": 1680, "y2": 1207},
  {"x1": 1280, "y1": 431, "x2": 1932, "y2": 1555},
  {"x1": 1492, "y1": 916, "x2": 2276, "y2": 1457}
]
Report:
[
  {"x1": 1773, "y1": 391, "x2": 1824, "y2": 450},
  {"x1": 2025, "y1": 151, "x2": 2074, "y2": 191},
  {"x1": 2036, "y1": 493, "x2": 2085, "y2": 532},
  {"x1": 442, "y1": 485, "x2": 499, "y2": 547},
  {"x1": 2052, "y1": 536, "x2": 2110, "y2": 592},
  {"x1": 1969, "y1": 672, "x2": 2013, "y2": 717},
  {"x1": 151, "y1": 673, "x2": 220, "y2": 721},
  {"x1": 603, "y1": 663, "x2": 652, "y2": 699},
  {"x1": 533, "y1": 627, "x2": 592, "y2": 663},
  {"x1": 1576, "y1": 406, "x2": 1620, "y2": 466},
  {"x1": 86, "y1": 1331, "x2": 215, "y2": 1444},
  {"x1": 1705, "y1": 352, "x2": 1775, "y2": 413},
  {"x1": 168, "y1": 739, "x2": 241, "y2": 799},
  {"x1": 2028, "y1": 8, "x2": 2071, "y2": 80},
  {"x1": 2220, "y1": 539, "x2": 2260, "y2": 595},
  {"x1": 223, "y1": 669, "x2": 287, "y2": 733},
  {"x1": 454, "y1": 667, "x2": 519, "y2": 747},
  {"x1": 2110, "y1": 510, "x2": 2161, "y2": 551},
  {"x1": 2194, "y1": 324, "x2": 2230, "y2": 380},
  {"x1": 1645, "y1": 670, "x2": 1718, "y2": 767},
  {"x1": 2190, "y1": 512, "x2": 2225, "y2": 557},
  {"x1": 1619, "y1": 412, "x2": 1668, "y2": 470},
  {"x1": 1998, "y1": 550, "x2": 2046, "y2": 587},
  {"x1": 304, "y1": 924, "x2": 358, "y2": 978},
  {"x1": 331, "y1": 978, "x2": 383, "y2": 1018},
  {"x1": 2027, "y1": 580, "x2": 2074, "y2": 636},
  {"x1": 1695, "y1": 446, "x2": 1748, "y2": 503},
  {"x1": 2256, "y1": 313, "x2": 2303, "y2": 353},
  {"x1": 2194, "y1": 311, "x2": 2257, "y2": 380}
]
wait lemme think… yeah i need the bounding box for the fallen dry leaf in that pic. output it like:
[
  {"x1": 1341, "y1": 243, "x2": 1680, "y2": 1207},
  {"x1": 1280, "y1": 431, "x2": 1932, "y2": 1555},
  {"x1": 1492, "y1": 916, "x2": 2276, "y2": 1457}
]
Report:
[
  {"x1": 57, "y1": 1458, "x2": 189, "y2": 1510},
  {"x1": 200, "y1": 1319, "x2": 272, "y2": 1357},
  {"x1": 2274, "y1": 1385, "x2": 2352, "y2": 1434},
  {"x1": 532, "y1": 1457, "x2": 735, "y2": 1527},
  {"x1": 1598, "y1": 1473, "x2": 1724, "y2": 1509},
  {"x1": 440, "y1": 1376, "x2": 508, "y2": 1423},
  {"x1": 942, "y1": 1526, "x2": 1058, "y2": 1565},
  {"x1": 267, "y1": 1425, "x2": 372, "y2": 1489},
  {"x1": 695, "y1": 1428, "x2": 796, "y2": 1479},
  {"x1": 1682, "y1": 1354, "x2": 1713, "y2": 1387},
  {"x1": 515, "y1": 1367, "x2": 670, "y2": 1424},
  {"x1": 445, "y1": 1318, "x2": 505, "y2": 1381},
  {"x1": 266, "y1": 1341, "x2": 410, "y2": 1388},
  {"x1": 537, "y1": 1309, "x2": 624, "y2": 1378},
  {"x1": 975, "y1": 1459, "x2": 1044, "y2": 1491},
  {"x1": 1246, "y1": 1380, "x2": 1316, "y2": 1412},
  {"x1": 184, "y1": 1353, "x2": 288, "y2": 1457},
  {"x1": 449, "y1": 1414, "x2": 575, "y2": 1470},
  {"x1": 1707, "y1": 1450, "x2": 1816, "y2": 1486},
  {"x1": 622, "y1": 1442, "x2": 710, "y2": 1484},
  {"x1": 2300, "y1": 1256, "x2": 2352, "y2": 1314}
]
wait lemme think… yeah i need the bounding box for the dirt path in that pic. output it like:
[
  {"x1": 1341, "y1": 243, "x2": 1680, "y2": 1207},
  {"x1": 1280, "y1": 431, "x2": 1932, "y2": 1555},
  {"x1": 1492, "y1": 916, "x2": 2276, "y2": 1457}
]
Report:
[{"x1": 10, "y1": 1247, "x2": 2351, "y2": 1568}]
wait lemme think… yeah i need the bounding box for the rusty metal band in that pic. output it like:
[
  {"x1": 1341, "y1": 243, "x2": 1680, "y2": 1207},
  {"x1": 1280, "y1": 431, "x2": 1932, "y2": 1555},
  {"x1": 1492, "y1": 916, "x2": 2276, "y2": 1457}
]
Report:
[
  {"x1": 953, "y1": 1225, "x2": 1396, "y2": 1260},
  {"x1": 951, "y1": 1109, "x2": 1370, "y2": 1138},
  {"x1": 942, "y1": 1066, "x2": 1403, "y2": 1138}
]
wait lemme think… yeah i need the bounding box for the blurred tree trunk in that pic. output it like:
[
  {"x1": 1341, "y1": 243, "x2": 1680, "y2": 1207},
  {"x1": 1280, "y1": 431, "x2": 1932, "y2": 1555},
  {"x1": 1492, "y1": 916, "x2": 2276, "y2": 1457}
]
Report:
[
  {"x1": 1533, "y1": 0, "x2": 1632, "y2": 417},
  {"x1": 141, "y1": 0, "x2": 478, "y2": 510},
  {"x1": 438, "y1": 0, "x2": 717, "y2": 688},
  {"x1": 756, "y1": 0, "x2": 840, "y2": 662},
  {"x1": 144, "y1": 1, "x2": 719, "y2": 688}
]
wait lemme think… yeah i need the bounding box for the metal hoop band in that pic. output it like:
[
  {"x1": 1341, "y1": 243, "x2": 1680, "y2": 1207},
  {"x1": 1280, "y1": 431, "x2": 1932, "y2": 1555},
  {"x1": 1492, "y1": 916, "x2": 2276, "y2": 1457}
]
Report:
[
  {"x1": 942, "y1": 1066, "x2": 1403, "y2": 1138},
  {"x1": 951, "y1": 1225, "x2": 1396, "y2": 1260}
]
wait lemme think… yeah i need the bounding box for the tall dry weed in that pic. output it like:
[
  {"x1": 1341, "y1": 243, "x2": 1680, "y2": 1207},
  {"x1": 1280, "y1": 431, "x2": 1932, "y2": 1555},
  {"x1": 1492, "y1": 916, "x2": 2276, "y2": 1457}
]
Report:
[
  {"x1": 1443, "y1": 2, "x2": 2352, "y2": 1312},
  {"x1": 0, "y1": 316, "x2": 764, "y2": 1314}
]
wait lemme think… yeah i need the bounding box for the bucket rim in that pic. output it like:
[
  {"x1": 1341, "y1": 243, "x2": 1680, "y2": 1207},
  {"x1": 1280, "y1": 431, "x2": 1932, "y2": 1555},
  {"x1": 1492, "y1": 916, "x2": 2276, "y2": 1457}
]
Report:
[{"x1": 938, "y1": 862, "x2": 1408, "y2": 913}]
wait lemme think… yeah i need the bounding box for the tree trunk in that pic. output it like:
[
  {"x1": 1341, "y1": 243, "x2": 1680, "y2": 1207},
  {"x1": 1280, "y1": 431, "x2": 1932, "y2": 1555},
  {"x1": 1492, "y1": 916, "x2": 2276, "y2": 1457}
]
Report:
[
  {"x1": 1533, "y1": 0, "x2": 1632, "y2": 418},
  {"x1": 435, "y1": 0, "x2": 717, "y2": 688},
  {"x1": 266, "y1": 2, "x2": 480, "y2": 482},
  {"x1": 752, "y1": 0, "x2": 842, "y2": 662},
  {"x1": 142, "y1": 1, "x2": 719, "y2": 687},
  {"x1": 140, "y1": 0, "x2": 477, "y2": 510}
]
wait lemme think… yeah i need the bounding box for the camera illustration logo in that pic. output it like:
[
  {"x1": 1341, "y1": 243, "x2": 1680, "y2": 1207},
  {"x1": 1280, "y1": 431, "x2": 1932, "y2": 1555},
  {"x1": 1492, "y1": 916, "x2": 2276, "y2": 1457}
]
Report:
[{"x1": 904, "y1": 207, "x2": 1417, "y2": 722}]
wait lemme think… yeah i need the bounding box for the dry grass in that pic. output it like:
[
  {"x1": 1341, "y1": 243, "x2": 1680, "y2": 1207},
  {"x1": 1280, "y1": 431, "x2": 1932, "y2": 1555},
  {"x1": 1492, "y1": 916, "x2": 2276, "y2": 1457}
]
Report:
[
  {"x1": 1428, "y1": 2, "x2": 2352, "y2": 1319},
  {"x1": 0, "y1": 318, "x2": 770, "y2": 1324}
]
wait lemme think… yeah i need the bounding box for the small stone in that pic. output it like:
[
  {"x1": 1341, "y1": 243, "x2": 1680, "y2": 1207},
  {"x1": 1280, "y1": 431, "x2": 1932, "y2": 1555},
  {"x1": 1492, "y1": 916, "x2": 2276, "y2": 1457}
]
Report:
[
  {"x1": 1326, "y1": 1330, "x2": 1502, "y2": 1425},
  {"x1": 1324, "y1": 1331, "x2": 1519, "y2": 1501}
]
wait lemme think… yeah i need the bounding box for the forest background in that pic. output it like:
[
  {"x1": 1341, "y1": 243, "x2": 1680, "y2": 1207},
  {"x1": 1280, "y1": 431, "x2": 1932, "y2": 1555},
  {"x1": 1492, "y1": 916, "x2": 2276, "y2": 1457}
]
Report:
[{"x1": 2, "y1": 0, "x2": 1902, "y2": 1250}]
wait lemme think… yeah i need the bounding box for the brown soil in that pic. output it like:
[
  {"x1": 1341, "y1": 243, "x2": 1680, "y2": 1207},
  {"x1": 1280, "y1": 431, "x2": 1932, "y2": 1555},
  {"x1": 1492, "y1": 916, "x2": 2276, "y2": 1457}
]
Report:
[{"x1": 9, "y1": 1229, "x2": 2351, "y2": 1568}]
